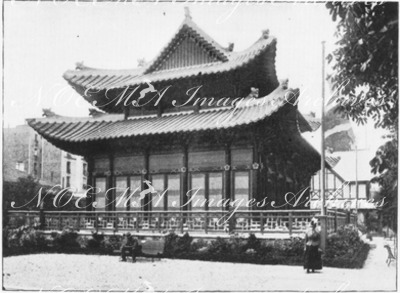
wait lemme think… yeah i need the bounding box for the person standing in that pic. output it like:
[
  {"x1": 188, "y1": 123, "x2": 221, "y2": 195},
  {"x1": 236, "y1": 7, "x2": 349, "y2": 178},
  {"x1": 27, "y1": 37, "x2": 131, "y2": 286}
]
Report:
[{"x1": 303, "y1": 218, "x2": 322, "y2": 273}]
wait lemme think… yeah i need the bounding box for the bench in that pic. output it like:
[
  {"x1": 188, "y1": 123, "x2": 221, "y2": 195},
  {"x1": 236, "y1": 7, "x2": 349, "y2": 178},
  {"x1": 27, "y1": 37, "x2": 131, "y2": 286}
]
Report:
[
  {"x1": 140, "y1": 239, "x2": 165, "y2": 261},
  {"x1": 114, "y1": 238, "x2": 165, "y2": 262}
]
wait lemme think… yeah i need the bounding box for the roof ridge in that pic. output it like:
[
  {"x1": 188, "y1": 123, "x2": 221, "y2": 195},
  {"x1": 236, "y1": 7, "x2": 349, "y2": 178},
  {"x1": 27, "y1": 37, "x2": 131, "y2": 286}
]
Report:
[{"x1": 144, "y1": 16, "x2": 229, "y2": 74}]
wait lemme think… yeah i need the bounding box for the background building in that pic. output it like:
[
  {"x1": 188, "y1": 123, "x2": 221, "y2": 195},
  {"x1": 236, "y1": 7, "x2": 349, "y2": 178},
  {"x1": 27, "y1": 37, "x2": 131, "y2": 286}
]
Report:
[{"x1": 3, "y1": 124, "x2": 87, "y2": 196}]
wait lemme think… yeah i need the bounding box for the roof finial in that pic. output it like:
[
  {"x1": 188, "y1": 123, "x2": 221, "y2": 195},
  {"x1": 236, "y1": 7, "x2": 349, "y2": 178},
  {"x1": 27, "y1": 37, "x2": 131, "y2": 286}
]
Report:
[
  {"x1": 262, "y1": 29, "x2": 269, "y2": 39},
  {"x1": 184, "y1": 7, "x2": 191, "y2": 20}
]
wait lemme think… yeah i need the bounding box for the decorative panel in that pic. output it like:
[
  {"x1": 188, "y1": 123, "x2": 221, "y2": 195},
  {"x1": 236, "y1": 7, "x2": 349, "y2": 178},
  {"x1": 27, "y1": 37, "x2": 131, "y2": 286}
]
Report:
[
  {"x1": 188, "y1": 151, "x2": 225, "y2": 169},
  {"x1": 114, "y1": 155, "x2": 144, "y2": 173},
  {"x1": 190, "y1": 173, "x2": 206, "y2": 211},
  {"x1": 167, "y1": 174, "x2": 180, "y2": 211},
  {"x1": 94, "y1": 177, "x2": 107, "y2": 211},
  {"x1": 157, "y1": 37, "x2": 216, "y2": 71},
  {"x1": 94, "y1": 158, "x2": 109, "y2": 173},
  {"x1": 130, "y1": 176, "x2": 142, "y2": 211},
  {"x1": 231, "y1": 149, "x2": 253, "y2": 166},
  {"x1": 151, "y1": 174, "x2": 165, "y2": 211},
  {"x1": 233, "y1": 171, "x2": 250, "y2": 210},
  {"x1": 115, "y1": 176, "x2": 128, "y2": 212},
  {"x1": 149, "y1": 153, "x2": 183, "y2": 172},
  {"x1": 209, "y1": 172, "x2": 223, "y2": 210}
]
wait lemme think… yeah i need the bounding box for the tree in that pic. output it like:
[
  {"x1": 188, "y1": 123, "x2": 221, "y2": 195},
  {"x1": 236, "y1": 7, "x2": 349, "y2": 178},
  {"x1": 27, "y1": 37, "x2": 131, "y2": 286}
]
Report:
[{"x1": 326, "y1": 2, "x2": 398, "y2": 228}]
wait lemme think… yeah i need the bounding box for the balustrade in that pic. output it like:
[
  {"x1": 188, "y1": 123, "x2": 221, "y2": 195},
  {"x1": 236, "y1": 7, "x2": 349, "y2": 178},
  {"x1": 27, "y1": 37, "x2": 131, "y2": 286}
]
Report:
[{"x1": 6, "y1": 209, "x2": 354, "y2": 236}]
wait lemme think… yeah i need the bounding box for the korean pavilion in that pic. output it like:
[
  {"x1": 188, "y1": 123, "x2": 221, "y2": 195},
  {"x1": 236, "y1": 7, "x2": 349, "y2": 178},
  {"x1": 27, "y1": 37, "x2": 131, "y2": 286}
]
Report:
[{"x1": 28, "y1": 9, "x2": 321, "y2": 224}]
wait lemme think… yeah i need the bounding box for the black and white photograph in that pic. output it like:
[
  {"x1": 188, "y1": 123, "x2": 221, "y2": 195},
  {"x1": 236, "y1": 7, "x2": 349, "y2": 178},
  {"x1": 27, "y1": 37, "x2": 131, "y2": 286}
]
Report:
[{"x1": 2, "y1": 1, "x2": 398, "y2": 292}]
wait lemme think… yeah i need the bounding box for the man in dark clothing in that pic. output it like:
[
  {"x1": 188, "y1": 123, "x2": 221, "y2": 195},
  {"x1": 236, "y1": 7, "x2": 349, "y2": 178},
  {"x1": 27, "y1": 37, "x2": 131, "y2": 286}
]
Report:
[{"x1": 120, "y1": 233, "x2": 139, "y2": 262}]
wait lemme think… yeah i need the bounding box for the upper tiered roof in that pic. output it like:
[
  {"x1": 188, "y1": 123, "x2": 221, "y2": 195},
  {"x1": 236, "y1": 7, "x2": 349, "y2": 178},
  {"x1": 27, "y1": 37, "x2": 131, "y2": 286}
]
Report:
[{"x1": 63, "y1": 8, "x2": 278, "y2": 113}]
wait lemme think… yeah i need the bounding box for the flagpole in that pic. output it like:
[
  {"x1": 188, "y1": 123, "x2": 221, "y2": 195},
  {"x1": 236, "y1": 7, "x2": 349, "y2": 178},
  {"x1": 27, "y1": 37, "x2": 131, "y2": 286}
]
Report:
[
  {"x1": 355, "y1": 144, "x2": 358, "y2": 227},
  {"x1": 320, "y1": 41, "x2": 327, "y2": 251}
]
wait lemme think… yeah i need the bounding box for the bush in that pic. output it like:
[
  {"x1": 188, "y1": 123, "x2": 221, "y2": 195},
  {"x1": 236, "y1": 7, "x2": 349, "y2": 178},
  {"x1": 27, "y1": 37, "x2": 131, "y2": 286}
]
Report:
[
  {"x1": 87, "y1": 232, "x2": 105, "y2": 250},
  {"x1": 100, "y1": 235, "x2": 123, "y2": 254},
  {"x1": 161, "y1": 227, "x2": 369, "y2": 268},
  {"x1": 4, "y1": 226, "x2": 48, "y2": 256},
  {"x1": 52, "y1": 228, "x2": 80, "y2": 251},
  {"x1": 164, "y1": 232, "x2": 192, "y2": 257},
  {"x1": 324, "y1": 225, "x2": 370, "y2": 268}
]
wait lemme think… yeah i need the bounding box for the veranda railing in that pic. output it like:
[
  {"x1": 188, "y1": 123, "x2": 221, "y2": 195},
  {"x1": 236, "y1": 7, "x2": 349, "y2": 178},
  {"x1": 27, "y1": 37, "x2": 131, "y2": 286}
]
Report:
[{"x1": 6, "y1": 209, "x2": 355, "y2": 236}]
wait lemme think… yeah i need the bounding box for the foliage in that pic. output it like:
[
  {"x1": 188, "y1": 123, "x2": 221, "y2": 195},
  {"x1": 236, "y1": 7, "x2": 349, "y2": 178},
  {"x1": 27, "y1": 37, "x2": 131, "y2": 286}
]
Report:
[
  {"x1": 4, "y1": 228, "x2": 370, "y2": 269},
  {"x1": 4, "y1": 226, "x2": 48, "y2": 255},
  {"x1": 100, "y1": 235, "x2": 123, "y2": 254},
  {"x1": 370, "y1": 139, "x2": 398, "y2": 231},
  {"x1": 326, "y1": 2, "x2": 398, "y2": 227},
  {"x1": 52, "y1": 228, "x2": 80, "y2": 251},
  {"x1": 87, "y1": 232, "x2": 105, "y2": 250},
  {"x1": 324, "y1": 225, "x2": 370, "y2": 268},
  {"x1": 326, "y1": 2, "x2": 398, "y2": 130},
  {"x1": 164, "y1": 232, "x2": 193, "y2": 257}
]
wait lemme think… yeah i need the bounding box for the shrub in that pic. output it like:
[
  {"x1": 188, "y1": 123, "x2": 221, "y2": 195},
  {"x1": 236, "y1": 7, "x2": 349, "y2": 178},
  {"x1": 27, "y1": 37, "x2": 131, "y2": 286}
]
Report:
[
  {"x1": 3, "y1": 226, "x2": 48, "y2": 256},
  {"x1": 100, "y1": 235, "x2": 123, "y2": 254},
  {"x1": 164, "y1": 232, "x2": 192, "y2": 257},
  {"x1": 87, "y1": 232, "x2": 104, "y2": 250},
  {"x1": 324, "y1": 225, "x2": 370, "y2": 268},
  {"x1": 52, "y1": 228, "x2": 80, "y2": 251},
  {"x1": 76, "y1": 236, "x2": 89, "y2": 249}
]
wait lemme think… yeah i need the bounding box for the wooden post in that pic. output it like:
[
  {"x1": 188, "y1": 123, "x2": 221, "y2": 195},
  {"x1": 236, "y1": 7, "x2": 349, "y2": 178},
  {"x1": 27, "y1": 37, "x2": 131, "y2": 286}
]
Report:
[
  {"x1": 114, "y1": 213, "x2": 118, "y2": 233},
  {"x1": 205, "y1": 212, "x2": 208, "y2": 234},
  {"x1": 39, "y1": 202, "x2": 45, "y2": 230},
  {"x1": 76, "y1": 212, "x2": 81, "y2": 231},
  {"x1": 95, "y1": 216, "x2": 99, "y2": 233},
  {"x1": 181, "y1": 144, "x2": 189, "y2": 211},
  {"x1": 136, "y1": 211, "x2": 139, "y2": 233},
  {"x1": 224, "y1": 144, "x2": 233, "y2": 232},
  {"x1": 86, "y1": 157, "x2": 94, "y2": 212},
  {"x1": 334, "y1": 210, "x2": 338, "y2": 232},
  {"x1": 58, "y1": 212, "x2": 62, "y2": 231},
  {"x1": 143, "y1": 149, "x2": 150, "y2": 212},
  {"x1": 260, "y1": 212, "x2": 264, "y2": 234},
  {"x1": 180, "y1": 211, "x2": 184, "y2": 234}
]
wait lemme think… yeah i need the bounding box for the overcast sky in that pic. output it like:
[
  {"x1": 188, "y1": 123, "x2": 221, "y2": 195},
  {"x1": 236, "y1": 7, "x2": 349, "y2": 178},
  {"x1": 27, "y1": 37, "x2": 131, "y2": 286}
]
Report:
[{"x1": 4, "y1": 1, "x2": 341, "y2": 128}]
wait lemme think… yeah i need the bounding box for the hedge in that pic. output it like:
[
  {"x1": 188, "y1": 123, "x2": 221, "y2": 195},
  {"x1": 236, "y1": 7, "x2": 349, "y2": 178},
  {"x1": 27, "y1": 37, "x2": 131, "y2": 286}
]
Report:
[{"x1": 3, "y1": 225, "x2": 369, "y2": 268}]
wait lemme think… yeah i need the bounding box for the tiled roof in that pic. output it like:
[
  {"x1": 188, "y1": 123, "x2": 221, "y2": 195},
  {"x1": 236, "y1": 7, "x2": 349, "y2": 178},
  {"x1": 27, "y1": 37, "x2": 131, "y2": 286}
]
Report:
[
  {"x1": 28, "y1": 86, "x2": 301, "y2": 143},
  {"x1": 326, "y1": 156, "x2": 341, "y2": 168},
  {"x1": 331, "y1": 150, "x2": 376, "y2": 182},
  {"x1": 145, "y1": 17, "x2": 230, "y2": 72},
  {"x1": 63, "y1": 37, "x2": 275, "y2": 91}
]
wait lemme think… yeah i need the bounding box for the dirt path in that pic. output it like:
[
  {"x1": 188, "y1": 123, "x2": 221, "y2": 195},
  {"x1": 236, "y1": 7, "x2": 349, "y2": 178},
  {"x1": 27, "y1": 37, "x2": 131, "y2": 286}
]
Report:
[{"x1": 3, "y1": 237, "x2": 396, "y2": 292}]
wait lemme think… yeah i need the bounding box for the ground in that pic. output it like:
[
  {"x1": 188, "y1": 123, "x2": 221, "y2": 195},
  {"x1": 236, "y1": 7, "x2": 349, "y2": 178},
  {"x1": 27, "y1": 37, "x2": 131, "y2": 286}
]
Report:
[{"x1": 3, "y1": 237, "x2": 396, "y2": 292}]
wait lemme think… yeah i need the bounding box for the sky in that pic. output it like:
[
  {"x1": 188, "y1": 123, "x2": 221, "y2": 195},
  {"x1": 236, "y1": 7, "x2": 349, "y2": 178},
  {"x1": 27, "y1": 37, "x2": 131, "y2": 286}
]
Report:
[
  {"x1": 3, "y1": 1, "x2": 339, "y2": 126},
  {"x1": 2, "y1": 1, "x2": 389, "y2": 150}
]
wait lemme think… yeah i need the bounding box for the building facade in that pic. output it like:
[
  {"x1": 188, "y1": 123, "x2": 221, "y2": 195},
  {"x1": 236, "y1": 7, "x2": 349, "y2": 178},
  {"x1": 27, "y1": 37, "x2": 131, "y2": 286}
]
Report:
[
  {"x1": 4, "y1": 124, "x2": 87, "y2": 195},
  {"x1": 28, "y1": 11, "x2": 320, "y2": 215}
]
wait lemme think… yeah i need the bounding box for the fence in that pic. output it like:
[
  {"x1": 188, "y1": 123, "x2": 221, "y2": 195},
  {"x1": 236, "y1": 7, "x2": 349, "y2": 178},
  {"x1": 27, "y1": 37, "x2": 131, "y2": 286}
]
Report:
[{"x1": 6, "y1": 209, "x2": 356, "y2": 236}]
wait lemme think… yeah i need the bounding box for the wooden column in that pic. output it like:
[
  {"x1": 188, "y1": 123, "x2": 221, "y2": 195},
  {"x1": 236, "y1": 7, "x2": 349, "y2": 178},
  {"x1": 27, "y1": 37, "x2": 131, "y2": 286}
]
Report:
[
  {"x1": 181, "y1": 144, "x2": 189, "y2": 211},
  {"x1": 86, "y1": 157, "x2": 94, "y2": 212},
  {"x1": 251, "y1": 139, "x2": 259, "y2": 207},
  {"x1": 143, "y1": 149, "x2": 150, "y2": 212},
  {"x1": 224, "y1": 143, "x2": 231, "y2": 211},
  {"x1": 107, "y1": 154, "x2": 114, "y2": 211}
]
